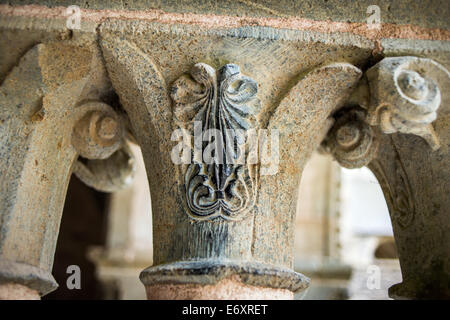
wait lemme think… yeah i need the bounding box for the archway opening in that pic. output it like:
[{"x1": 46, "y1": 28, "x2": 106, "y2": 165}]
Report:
[{"x1": 294, "y1": 152, "x2": 402, "y2": 300}]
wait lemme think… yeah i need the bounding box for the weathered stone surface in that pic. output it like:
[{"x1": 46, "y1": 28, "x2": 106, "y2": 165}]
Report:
[
  {"x1": 365, "y1": 56, "x2": 449, "y2": 150},
  {"x1": 370, "y1": 133, "x2": 450, "y2": 299},
  {"x1": 4, "y1": 0, "x2": 450, "y2": 30},
  {"x1": 0, "y1": 1, "x2": 449, "y2": 299},
  {"x1": 140, "y1": 260, "x2": 309, "y2": 292},
  {"x1": 94, "y1": 13, "x2": 368, "y2": 298},
  {"x1": 321, "y1": 106, "x2": 378, "y2": 169},
  {"x1": 0, "y1": 282, "x2": 40, "y2": 300}
]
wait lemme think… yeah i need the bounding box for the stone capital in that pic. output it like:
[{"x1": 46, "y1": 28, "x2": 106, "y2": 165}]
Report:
[{"x1": 322, "y1": 56, "x2": 450, "y2": 299}]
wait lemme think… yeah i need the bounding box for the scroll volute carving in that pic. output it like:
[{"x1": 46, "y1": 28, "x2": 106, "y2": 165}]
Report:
[
  {"x1": 71, "y1": 102, "x2": 136, "y2": 193},
  {"x1": 321, "y1": 56, "x2": 450, "y2": 232},
  {"x1": 320, "y1": 105, "x2": 416, "y2": 228},
  {"x1": 171, "y1": 63, "x2": 260, "y2": 221},
  {"x1": 321, "y1": 106, "x2": 378, "y2": 169},
  {"x1": 365, "y1": 56, "x2": 450, "y2": 150},
  {"x1": 323, "y1": 56, "x2": 450, "y2": 168},
  {"x1": 72, "y1": 103, "x2": 124, "y2": 160}
]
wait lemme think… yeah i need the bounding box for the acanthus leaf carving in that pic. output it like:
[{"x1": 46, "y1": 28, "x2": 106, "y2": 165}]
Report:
[{"x1": 171, "y1": 63, "x2": 260, "y2": 221}]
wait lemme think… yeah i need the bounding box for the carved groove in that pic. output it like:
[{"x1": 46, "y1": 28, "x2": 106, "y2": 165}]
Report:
[{"x1": 369, "y1": 143, "x2": 415, "y2": 228}]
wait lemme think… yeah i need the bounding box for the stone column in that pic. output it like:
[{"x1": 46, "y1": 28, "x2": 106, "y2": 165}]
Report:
[
  {"x1": 323, "y1": 56, "x2": 450, "y2": 299},
  {"x1": 89, "y1": 144, "x2": 153, "y2": 300},
  {"x1": 98, "y1": 20, "x2": 364, "y2": 299}
]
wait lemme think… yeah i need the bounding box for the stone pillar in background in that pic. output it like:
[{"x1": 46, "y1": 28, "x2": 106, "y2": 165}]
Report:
[
  {"x1": 294, "y1": 152, "x2": 352, "y2": 300},
  {"x1": 0, "y1": 42, "x2": 133, "y2": 298},
  {"x1": 89, "y1": 144, "x2": 153, "y2": 300},
  {"x1": 323, "y1": 57, "x2": 450, "y2": 299}
]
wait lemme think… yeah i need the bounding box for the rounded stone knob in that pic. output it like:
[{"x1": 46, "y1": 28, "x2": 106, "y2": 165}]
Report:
[
  {"x1": 97, "y1": 116, "x2": 118, "y2": 140},
  {"x1": 336, "y1": 123, "x2": 360, "y2": 148},
  {"x1": 72, "y1": 102, "x2": 124, "y2": 160},
  {"x1": 322, "y1": 107, "x2": 378, "y2": 169},
  {"x1": 397, "y1": 70, "x2": 428, "y2": 101}
]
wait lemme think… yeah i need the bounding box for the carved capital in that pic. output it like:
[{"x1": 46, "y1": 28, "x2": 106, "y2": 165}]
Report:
[
  {"x1": 98, "y1": 21, "x2": 365, "y2": 298},
  {"x1": 321, "y1": 56, "x2": 450, "y2": 299},
  {"x1": 323, "y1": 56, "x2": 450, "y2": 168},
  {"x1": 0, "y1": 42, "x2": 133, "y2": 296}
]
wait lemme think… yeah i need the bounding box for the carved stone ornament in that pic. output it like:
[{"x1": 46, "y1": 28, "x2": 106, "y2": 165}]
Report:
[
  {"x1": 71, "y1": 102, "x2": 136, "y2": 193},
  {"x1": 171, "y1": 63, "x2": 260, "y2": 221},
  {"x1": 321, "y1": 107, "x2": 379, "y2": 169},
  {"x1": 369, "y1": 153, "x2": 415, "y2": 229},
  {"x1": 365, "y1": 56, "x2": 450, "y2": 150},
  {"x1": 72, "y1": 144, "x2": 136, "y2": 193},
  {"x1": 323, "y1": 56, "x2": 450, "y2": 169}
]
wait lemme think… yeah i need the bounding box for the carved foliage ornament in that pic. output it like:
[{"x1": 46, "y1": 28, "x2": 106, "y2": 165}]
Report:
[
  {"x1": 171, "y1": 63, "x2": 260, "y2": 221},
  {"x1": 369, "y1": 152, "x2": 415, "y2": 229}
]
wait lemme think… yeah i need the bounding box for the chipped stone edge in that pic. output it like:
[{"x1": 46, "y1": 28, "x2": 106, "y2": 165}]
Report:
[{"x1": 0, "y1": 259, "x2": 58, "y2": 296}]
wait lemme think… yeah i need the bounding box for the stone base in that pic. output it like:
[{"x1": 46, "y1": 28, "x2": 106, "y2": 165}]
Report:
[
  {"x1": 389, "y1": 282, "x2": 450, "y2": 300},
  {"x1": 140, "y1": 260, "x2": 308, "y2": 300},
  {"x1": 0, "y1": 283, "x2": 40, "y2": 300},
  {"x1": 0, "y1": 259, "x2": 58, "y2": 296},
  {"x1": 145, "y1": 275, "x2": 293, "y2": 300}
]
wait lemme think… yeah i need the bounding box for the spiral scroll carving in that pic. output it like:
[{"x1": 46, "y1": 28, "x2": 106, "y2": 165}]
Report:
[
  {"x1": 71, "y1": 102, "x2": 135, "y2": 193},
  {"x1": 322, "y1": 107, "x2": 378, "y2": 169},
  {"x1": 366, "y1": 56, "x2": 449, "y2": 150}
]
